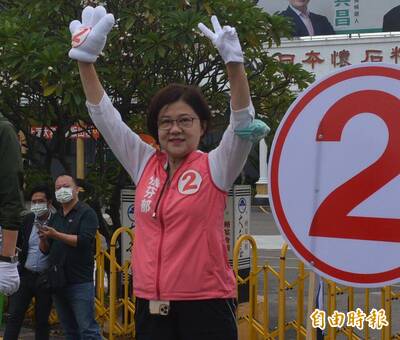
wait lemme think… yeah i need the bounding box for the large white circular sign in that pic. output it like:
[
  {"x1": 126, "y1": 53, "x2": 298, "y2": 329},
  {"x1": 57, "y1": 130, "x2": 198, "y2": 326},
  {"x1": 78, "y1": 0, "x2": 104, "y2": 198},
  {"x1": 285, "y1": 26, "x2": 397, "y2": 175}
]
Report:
[{"x1": 269, "y1": 63, "x2": 400, "y2": 287}]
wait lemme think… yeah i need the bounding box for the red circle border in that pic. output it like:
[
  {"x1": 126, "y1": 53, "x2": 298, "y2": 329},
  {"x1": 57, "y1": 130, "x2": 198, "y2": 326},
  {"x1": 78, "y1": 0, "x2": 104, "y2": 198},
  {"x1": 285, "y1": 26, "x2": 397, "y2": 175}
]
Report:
[{"x1": 270, "y1": 65, "x2": 400, "y2": 285}]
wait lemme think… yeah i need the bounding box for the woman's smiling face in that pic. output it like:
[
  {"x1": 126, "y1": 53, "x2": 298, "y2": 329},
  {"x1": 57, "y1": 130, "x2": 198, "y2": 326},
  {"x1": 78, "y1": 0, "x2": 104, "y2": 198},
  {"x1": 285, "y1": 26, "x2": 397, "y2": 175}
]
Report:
[{"x1": 157, "y1": 100, "x2": 205, "y2": 162}]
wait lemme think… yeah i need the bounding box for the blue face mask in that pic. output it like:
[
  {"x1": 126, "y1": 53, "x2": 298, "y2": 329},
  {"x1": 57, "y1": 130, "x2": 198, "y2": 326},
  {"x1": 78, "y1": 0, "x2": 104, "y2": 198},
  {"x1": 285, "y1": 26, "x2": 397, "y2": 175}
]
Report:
[{"x1": 234, "y1": 119, "x2": 270, "y2": 143}]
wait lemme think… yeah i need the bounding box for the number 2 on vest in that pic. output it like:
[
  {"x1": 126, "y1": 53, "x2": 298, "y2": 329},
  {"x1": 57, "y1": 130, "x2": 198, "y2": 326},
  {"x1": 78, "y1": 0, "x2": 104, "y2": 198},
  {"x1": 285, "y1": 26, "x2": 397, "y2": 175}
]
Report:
[{"x1": 178, "y1": 170, "x2": 202, "y2": 195}]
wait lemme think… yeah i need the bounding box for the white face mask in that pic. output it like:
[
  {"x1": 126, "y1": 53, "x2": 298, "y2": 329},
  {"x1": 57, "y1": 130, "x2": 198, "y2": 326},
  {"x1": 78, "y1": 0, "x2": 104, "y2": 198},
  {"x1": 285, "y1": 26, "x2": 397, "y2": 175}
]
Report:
[
  {"x1": 55, "y1": 187, "x2": 74, "y2": 204},
  {"x1": 30, "y1": 202, "x2": 49, "y2": 217}
]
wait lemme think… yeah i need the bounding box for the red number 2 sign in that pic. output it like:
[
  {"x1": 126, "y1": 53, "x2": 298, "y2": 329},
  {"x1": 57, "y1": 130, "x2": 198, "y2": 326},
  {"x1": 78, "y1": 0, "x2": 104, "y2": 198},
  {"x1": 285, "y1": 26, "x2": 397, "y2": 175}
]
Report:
[
  {"x1": 309, "y1": 90, "x2": 400, "y2": 242},
  {"x1": 269, "y1": 64, "x2": 400, "y2": 287}
]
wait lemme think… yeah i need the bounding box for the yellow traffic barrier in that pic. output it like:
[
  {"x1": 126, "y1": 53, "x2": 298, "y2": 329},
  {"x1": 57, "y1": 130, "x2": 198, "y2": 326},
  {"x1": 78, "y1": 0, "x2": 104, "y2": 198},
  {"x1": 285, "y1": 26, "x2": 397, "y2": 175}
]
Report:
[
  {"x1": 103, "y1": 227, "x2": 135, "y2": 339},
  {"x1": 234, "y1": 235, "x2": 259, "y2": 340},
  {"x1": 94, "y1": 230, "x2": 108, "y2": 327},
  {"x1": 13, "y1": 229, "x2": 400, "y2": 339},
  {"x1": 232, "y1": 234, "x2": 400, "y2": 340}
]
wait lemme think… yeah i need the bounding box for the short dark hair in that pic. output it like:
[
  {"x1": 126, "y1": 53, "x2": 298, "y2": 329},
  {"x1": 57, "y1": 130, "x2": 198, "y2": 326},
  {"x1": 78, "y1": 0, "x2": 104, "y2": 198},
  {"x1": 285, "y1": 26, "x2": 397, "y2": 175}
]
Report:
[
  {"x1": 147, "y1": 83, "x2": 211, "y2": 142},
  {"x1": 55, "y1": 173, "x2": 77, "y2": 185},
  {"x1": 29, "y1": 183, "x2": 52, "y2": 201}
]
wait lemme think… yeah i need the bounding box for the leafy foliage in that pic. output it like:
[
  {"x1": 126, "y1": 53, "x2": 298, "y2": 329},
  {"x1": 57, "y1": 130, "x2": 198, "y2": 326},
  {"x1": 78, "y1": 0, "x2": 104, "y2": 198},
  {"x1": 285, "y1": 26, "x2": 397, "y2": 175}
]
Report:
[{"x1": 0, "y1": 0, "x2": 314, "y2": 230}]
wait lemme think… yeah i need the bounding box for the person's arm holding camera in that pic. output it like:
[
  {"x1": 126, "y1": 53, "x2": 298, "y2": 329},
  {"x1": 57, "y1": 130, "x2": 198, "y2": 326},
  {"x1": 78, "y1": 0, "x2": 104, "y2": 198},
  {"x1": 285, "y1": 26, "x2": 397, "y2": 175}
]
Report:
[{"x1": 39, "y1": 226, "x2": 77, "y2": 248}]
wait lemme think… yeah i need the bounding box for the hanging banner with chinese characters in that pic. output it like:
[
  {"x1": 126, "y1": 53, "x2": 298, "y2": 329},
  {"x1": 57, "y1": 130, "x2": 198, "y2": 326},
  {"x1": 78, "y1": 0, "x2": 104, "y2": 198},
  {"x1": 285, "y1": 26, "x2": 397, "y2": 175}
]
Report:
[
  {"x1": 30, "y1": 124, "x2": 100, "y2": 140},
  {"x1": 258, "y1": 0, "x2": 399, "y2": 34},
  {"x1": 269, "y1": 34, "x2": 400, "y2": 80}
]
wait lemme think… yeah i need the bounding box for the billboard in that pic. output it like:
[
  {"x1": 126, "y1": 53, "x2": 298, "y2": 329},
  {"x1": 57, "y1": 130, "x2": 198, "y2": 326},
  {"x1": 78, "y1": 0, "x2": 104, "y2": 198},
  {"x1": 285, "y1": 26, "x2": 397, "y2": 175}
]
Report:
[
  {"x1": 269, "y1": 34, "x2": 400, "y2": 80},
  {"x1": 258, "y1": 0, "x2": 400, "y2": 35}
]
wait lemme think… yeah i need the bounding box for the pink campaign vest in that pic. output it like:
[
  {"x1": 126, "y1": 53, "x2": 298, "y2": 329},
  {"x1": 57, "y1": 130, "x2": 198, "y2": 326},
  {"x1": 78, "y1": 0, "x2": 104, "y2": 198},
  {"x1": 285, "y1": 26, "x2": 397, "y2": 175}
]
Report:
[{"x1": 132, "y1": 150, "x2": 237, "y2": 301}]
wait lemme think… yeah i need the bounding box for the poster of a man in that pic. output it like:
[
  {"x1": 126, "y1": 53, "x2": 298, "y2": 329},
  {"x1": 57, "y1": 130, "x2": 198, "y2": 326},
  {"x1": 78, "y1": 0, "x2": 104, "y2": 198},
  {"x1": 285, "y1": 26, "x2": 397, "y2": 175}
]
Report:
[
  {"x1": 257, "y1": 0, "x2": 400, "y2": 35},
  {"x1": 279, "y1": 0, "x2": 335, "y2": 37},
  {"x1": 382, "y1": 5, "x2": 400, "y2": 32}
]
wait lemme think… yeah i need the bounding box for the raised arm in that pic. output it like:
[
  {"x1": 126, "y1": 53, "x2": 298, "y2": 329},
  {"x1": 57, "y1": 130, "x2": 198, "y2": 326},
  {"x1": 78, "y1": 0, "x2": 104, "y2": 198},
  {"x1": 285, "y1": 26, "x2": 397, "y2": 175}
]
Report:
[
  {"x1": 68, "y1": 6, "x2": 155, "y2": 184},
  {"x1": 226, "y1": 63, "x2": 250, "y2": 111},
  {"x1": 78, "y1": 63, "x2": 104, "y2": 105},
  {"x1": 198, "y1": 16, "x2": 255, "y2": 191},
  {"x1": 199, "y1": 16, "x2": 250, "y2": 110},
  {"x1": 68, "y1": 5, "x2": 113, "y2": 104}
]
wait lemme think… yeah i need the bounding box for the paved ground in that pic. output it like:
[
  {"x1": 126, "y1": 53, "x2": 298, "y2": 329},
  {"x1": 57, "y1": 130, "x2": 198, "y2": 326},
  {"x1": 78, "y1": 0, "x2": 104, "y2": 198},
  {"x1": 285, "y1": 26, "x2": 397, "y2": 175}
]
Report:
[
  {"x1": 1, "y1": 205, "x2": 399, "y2": 339},
  {"x1": 0, "y1": 323, "x2": 64, "y2": 339}
]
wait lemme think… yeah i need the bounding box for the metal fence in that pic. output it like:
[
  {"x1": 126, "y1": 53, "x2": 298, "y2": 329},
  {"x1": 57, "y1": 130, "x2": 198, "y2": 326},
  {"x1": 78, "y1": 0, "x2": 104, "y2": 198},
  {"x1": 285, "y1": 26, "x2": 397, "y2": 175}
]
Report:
[
  {"x1": 20, "y1": 228, "x2": 400, "y2": 339},
  {"x1": 234, "y1": 234, "x2": 400, "y2": 340}
]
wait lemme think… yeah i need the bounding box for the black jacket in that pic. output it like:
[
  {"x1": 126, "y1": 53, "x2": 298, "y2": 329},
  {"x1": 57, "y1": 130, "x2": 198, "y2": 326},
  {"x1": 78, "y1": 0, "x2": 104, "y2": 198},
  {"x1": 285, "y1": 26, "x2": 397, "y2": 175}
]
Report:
[
  {"x1": 280, "y1": 6, "x2": 335, "y2": 37},
  {"x1": 383, "y1": 6, "x2": 400, "y2": 32},
  {"x1": 17, "y1": 213, "x2": 35, "y2": 269},
  {"x1": 17, "y1": 212, "x2": 54, "y2": 269}
]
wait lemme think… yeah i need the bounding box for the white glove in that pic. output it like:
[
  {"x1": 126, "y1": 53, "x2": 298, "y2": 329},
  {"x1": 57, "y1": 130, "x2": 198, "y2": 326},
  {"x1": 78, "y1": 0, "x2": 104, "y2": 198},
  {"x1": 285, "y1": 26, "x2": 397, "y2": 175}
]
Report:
[
  {"x1": 68, "y1": 6, "x2": 115, "y2": 63},
  {"x1": 0, "y1": 261, "x2": 20, "y2": 295},
  {"x1": 198, "y1": 16, "x2": 244, "y2": 64}
]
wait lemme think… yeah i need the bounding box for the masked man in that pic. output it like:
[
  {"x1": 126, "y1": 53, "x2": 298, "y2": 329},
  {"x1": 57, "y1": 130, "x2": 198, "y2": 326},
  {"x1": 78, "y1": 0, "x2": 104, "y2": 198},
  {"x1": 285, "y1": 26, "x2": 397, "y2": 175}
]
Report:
[
  {"x1": 39, "y1": 174, "x2": 101, "y2": 340},
  {"x1": 4, "y1": 184, "x2": 54, "y2": 340}
]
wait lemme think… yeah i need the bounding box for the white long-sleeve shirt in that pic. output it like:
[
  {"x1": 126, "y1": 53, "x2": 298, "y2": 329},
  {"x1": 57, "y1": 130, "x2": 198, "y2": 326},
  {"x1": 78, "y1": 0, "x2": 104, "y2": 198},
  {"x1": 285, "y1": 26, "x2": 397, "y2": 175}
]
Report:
[{"x1": 86, "y1": 92, "x2": 254, "y2": 191}]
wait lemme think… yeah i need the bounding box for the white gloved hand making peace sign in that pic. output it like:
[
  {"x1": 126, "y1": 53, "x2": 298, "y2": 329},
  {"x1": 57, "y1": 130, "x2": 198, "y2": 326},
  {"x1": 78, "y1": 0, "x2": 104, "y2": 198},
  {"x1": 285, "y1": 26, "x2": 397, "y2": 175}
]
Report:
[
  {"x1": 198, "y1": 16, "x2": 244, "y2": 64},
  {"x1": 68, "y1": 6, "x2": 115, "y2": 63}
]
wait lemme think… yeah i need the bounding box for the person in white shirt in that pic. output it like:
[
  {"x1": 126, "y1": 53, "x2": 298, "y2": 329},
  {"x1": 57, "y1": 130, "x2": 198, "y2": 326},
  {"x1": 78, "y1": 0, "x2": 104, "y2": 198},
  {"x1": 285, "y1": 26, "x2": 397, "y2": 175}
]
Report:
[
  {"x1": 3, "y1": 184, "x2": 54, "y2": 340},
  {"x1": 65, "y1": 5, "x2": 266, "y2": 340}
]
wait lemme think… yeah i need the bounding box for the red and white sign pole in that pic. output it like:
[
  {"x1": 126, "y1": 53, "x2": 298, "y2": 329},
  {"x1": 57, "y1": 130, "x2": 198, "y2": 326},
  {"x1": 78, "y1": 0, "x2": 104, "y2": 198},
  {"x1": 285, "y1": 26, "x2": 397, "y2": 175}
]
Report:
[{"x1": 269, "y1": 63, "x2": 400, "y2": 287}]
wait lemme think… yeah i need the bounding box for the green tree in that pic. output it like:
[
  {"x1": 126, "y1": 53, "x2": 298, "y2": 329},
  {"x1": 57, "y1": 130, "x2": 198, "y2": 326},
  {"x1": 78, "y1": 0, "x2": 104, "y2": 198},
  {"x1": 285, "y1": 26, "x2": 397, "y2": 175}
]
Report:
[{"x1": 0, "y1": 0, "x2": 313, "y2": 232}]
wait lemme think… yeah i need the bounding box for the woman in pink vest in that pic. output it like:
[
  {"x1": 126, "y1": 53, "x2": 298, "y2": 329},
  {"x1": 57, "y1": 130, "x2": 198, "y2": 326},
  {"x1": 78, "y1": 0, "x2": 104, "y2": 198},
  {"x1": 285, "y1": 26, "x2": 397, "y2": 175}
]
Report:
[{"x1": 69, "y1": 6, "x2": 257, "y2": 340}]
